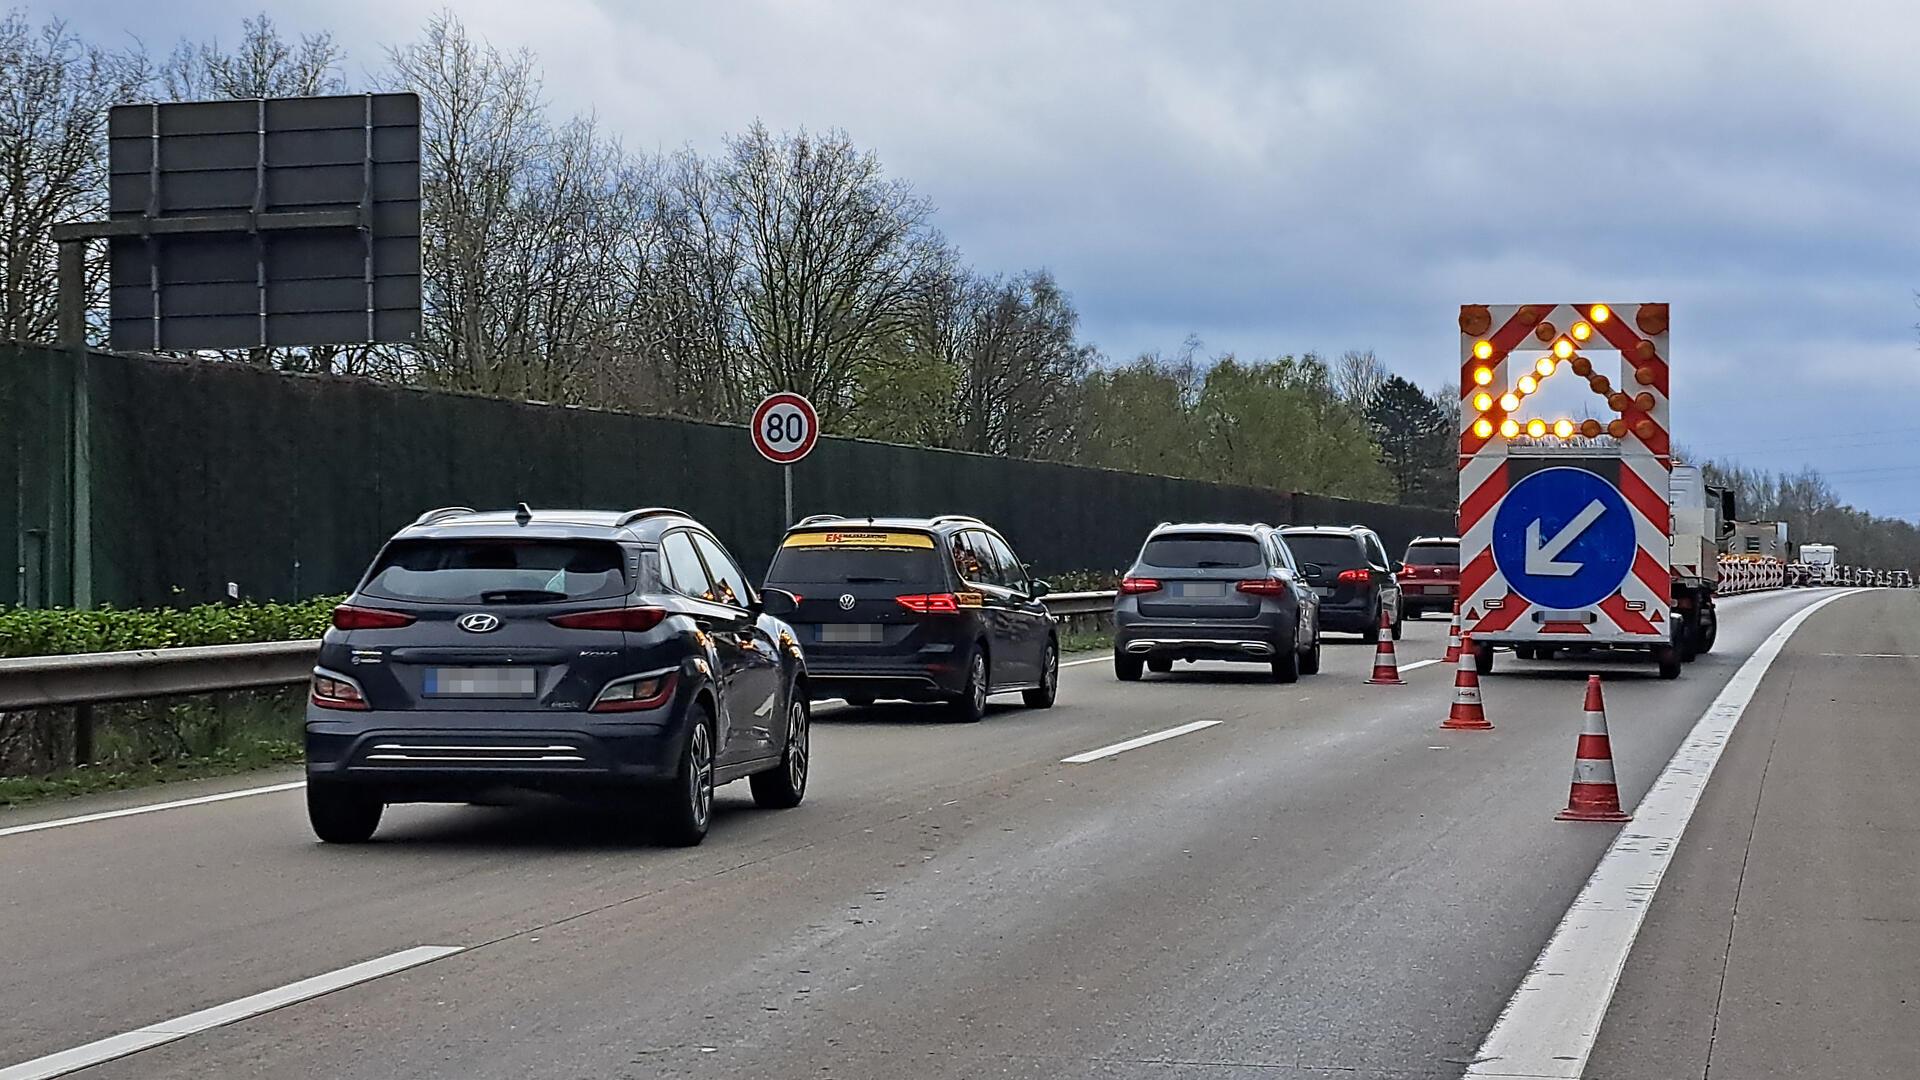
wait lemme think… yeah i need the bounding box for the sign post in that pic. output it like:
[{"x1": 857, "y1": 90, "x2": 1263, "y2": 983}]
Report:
[{"x1": 750, "y1": 392, "x2": 820, "y2": 525}]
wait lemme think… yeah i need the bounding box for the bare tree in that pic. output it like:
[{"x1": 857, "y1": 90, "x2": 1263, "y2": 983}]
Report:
[
  {"x1": 161, "y1": 14, "x2": 344, "y2": 100},
  {"x1": 0, "y1": 14, "x2": 147, "y2": 344},
  {"x1": 1331, "y1": 347, "x2": 1387, "y2": 408}
]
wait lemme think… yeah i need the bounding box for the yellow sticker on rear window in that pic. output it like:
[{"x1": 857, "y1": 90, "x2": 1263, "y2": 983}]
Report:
[{"x1": 782, "y1": 530, "x2": 935, "y2": 550}]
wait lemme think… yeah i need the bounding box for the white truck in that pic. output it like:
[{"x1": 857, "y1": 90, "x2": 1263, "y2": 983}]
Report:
[
  {"x1": 1669, "y1": 463, "x2": 1730, "y2": 657},
  {"x1": 1800, "y1": 543, "x2": 1838, "y2": 584}
]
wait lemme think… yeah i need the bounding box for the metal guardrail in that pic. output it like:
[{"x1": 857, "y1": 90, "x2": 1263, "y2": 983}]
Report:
[
  {"x1": 0, "y1": 640, "x2": 321, "y2": 712},
  {"x1": 0, "y1": 592, "x2": 1120, "y2": 714}
]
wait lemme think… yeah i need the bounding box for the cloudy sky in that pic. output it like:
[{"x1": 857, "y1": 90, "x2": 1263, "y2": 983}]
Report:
[{"x1": 45, "y1": 1, "x2": 1920, "y2": 521}]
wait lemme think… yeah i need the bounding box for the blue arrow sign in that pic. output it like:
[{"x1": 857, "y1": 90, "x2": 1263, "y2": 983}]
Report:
[{"x1": 1490, "y1": 466, "x2": 1637, "y2": 610}]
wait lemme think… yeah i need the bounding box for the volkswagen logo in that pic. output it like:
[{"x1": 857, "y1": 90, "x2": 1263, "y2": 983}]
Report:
[
  {"x1": 457, "y1": 612, "x2": 502, "y2": 633},
  {"x1": 837, "y1": 594, "x2": 856, "y2": 610}
]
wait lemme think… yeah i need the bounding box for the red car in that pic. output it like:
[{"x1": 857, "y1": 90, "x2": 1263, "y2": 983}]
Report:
[{"x1": 1397, "y1": 536, "x2": 1460, "y2": 618}]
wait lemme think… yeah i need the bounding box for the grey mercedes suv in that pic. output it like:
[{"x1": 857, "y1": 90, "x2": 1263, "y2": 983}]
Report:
[{"x1": 1112, "y1": 523, "x2": 1322, "y2": 682}]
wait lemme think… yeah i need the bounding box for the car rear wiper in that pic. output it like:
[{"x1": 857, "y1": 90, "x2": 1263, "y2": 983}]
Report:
[
  {"x1": 842, "y1": 576, "x2": 902, "y2": 583},
  {"x1": 1193, "y1": 560, "x2": 1242, "y2": 568},
  {"x1": 477, "y1": 588, "x2": 570, "y2": 603}
]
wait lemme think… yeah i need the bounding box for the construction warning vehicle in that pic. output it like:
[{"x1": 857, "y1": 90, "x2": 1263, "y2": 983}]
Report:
[
  {"x1": 1800, "y1": 543, "x2": 1838, "y2": 585},
  {"x1": 1457, "y1": 302, "x2": 1686, "y2": 678},
  {"x1": 1669, "y1": 463, "x2": 1731, "y2": 657}
]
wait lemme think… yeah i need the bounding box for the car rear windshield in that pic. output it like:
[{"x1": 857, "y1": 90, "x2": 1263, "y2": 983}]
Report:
[
  {"x1": 765, "y1": 531, "x2": 945, "y2": 585},
  {"x1": 1281, "y1": 534, "x2": 1366, "y2": 571},
  {"x1": 361, "y1": 539, "x2": 628, "y2": 604},
  {"x1": 1404, "y1": 541, "x2": 1459, "y2": 567},
  {"x1": 1140, "y1": 534, "x2": 1263, "y2": 569}
]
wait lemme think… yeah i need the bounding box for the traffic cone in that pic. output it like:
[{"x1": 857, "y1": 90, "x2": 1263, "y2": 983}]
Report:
[
  {"x1": 1366, "y1": 604, "x2": 1403, "y2": 685},
  {"x1": 1443, "y1": 633, "x2": 1492, "y2": 730},
  {"x1": 1443, "y1": 606, "x2": 1463, "y2": 666},
  {"x1": 1556, "y1": 675, "x2": 1632, "y2": 822}
]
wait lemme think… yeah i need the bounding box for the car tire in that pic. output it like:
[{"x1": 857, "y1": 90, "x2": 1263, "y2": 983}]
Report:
[
  {"x1": 308, "y1": 782, "x2": 382, "y2": 844},
  {"x1": 1271, "y1": 638, "x2": 1300, "y2": 683},
  {"x1": 1361, "y1": 606, "x2": 1381, "y2": 644},
  {"x1": 1392, "y1": 605, "x2": 1405, "y2": 640},
  {"x1": 1300, "y1": 632, "x2": 1322, "y2": 675},
  {"x1": 1699, "y1": 613, "x2": 1718, "y2": 653},
  {"x1": 1475, "y1": 643, "x2": 1496, "y2": 675},
  {"x1": 650, "y1": 705, "x2": 715, "y2": 846},
  {"x1": 751, "y1": 693, "x2": 809, "y2": 809},
  {"x1": 1147, "y1": 658, "x2": 1173, "y2": 674},
  {"x1": 949, "y1": 647, "x2": 989, "y2": 723},
  {"x1": 1023, "y1": 640, "x2": 1059, "y2": 709},
  {"x1": 1114, "y1": 653, "x2": 1144, "y2": 682},
  {"x1": 1515, "y1": 645, "x2": 1536, "y2": 660},
  {"x1": 1657, "y1": 645, "x2": 1683, "y2": 680}
]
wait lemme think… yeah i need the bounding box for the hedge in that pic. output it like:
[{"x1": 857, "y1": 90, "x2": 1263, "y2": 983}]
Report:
[{"x1": 0, "y1": 596, "x2": 343, "y2": 659}]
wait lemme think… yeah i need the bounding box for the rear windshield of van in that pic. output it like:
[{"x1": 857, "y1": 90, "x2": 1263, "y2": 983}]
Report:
[
  {"x1": 1281, "y1": 534, "x2": 1366, "y2": 571},
  {"x1": 1404, "y1": 541, "x2": 1460, "y2": 567},
  {"x1": 362, "y1": 539, "x2": 628, "y2": 604},
  {"x1": 765, "y1": 531, "x2": 945, "y2": 586}
]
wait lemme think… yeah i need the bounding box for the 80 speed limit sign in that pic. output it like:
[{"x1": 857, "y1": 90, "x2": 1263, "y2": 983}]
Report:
[{"x1": 750, "y1": 392, "x2": 819, "y2": 464}]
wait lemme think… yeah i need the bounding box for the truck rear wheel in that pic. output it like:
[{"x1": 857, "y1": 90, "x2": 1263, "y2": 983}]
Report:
[{"x1": 1656, "y1": 645, "x2": 1682, "y2": 680}]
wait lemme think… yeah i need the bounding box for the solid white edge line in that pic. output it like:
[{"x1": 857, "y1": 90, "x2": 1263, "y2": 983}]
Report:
[
  {"x1": 0, "y1": 945, "x2": 464, "y2": 1080},
  {"x1": 0, "y1": 781, "x2": 306, "y2": 840},
  {"x1": 1463, "y1": 588, "x2": 1865, "y2": 1079},
  {"x1": 1398, "y1": 659, "x2": 1443, "y2": 673},
  {"x1": 1062, "y1": 719, "x2": 1222, "y2": 764}
]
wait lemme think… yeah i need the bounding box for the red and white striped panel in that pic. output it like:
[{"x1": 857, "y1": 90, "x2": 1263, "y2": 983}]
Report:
[{"x1": 1457, "y1": 303, "x2": 1672, "y2": 644}]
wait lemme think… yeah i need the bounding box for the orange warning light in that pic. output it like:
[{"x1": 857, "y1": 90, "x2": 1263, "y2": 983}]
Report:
[
  {"x1": 1635, "y1": 392, "x2": 1656, "y2": 411},
  {"x1": 1517, "y1": 374, "x2": 1539, "y2": 395},
  {"x1": 1499, "y1": 393, "x2": 1521, "y2": 412},
  {"x1": 1589, "y1": 304, "x2": 1611, "y2": 323},
  {"x1": 1554, "y1": 419, "x2": 1575, "y2": 439},
  {"x1": 1635, "y1": 418, "x2": 1659, "y2": 440},
  {"x1": 1553, "y1": 338, "x2": 1575, "y2": 360},
  {"x1": 1635, "y1": 366, "x2": 1658, "y2": 386},
  {"x1": 1472, "y1": 392, "x2": 1494, "y2": 412},
  {"x1": 1473, "y1": 367, "x2": 1494, "y2": 386},
  {"x1": 1473, "y1": 418, "x2": 1494, "y2": 439},
  {"x1": 1581, "y1": 418, "x2": 1604, "y2": 438},
  {"x1": 1571, "y1": 321, "x2": 1593, "y2": 341},
  {"x1": 1535, "y1": 356, "x2": 1556, "y2": 378},
  {"x1": 1499, "y1": 419, "x2": 1520, "y2": 438},
  {"x1": 1571, "y1": 355, "x2": 1594, "y2": 377},
  {"x1": 1607, "y1": 418, "x2": 1629, "y2": 438},
  {"x1": 1473, "y1": 340, "x2": 1494, "y2": 360},
  {"x1": 1526, "y1": 419, "x2": 1548, "y2": 438}
]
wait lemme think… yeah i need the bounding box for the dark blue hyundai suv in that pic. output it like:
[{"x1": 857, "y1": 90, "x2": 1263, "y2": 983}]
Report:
[{"x1": 305, "y1": 505, "x2": 809, "y2": 846}]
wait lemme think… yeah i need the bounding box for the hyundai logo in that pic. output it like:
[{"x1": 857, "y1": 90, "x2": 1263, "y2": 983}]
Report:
[
  {"x1": 837, "y1": 594, "x2": 856, "y2": 610},
  {"x1": 457, "y1": 612, "x2": 502, "y2": 633}
]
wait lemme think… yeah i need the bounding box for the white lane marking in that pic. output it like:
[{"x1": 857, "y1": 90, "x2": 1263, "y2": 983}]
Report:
[
  {"x1": 0, "y1": 945, "x2": 463, "y2": 1080},
  {"x1": 1464, "y1": 588, "x2": 1865, "y2": 1079},
  {"x1": 1399, "y1": 659, "x2": 1443, "y2": 673},
  {"x1": 1061, "y1": 653, "x2": 1112, "y2": 668},
  {"x1": 0, "y1": 781, "x2": 306, "y2": 840},
  {"x1": 1061, "y1": 720, "x2": 1222, "y2": 764},
  {"x1": 1817, "y1": 652, "x2": 1918, "y2": 659}
]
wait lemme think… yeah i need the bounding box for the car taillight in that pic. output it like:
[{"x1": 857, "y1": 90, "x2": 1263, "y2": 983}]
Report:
[
  {"x1": 590, "y1": 671, "x2": 677, "y2": 712},
  {"x1": 1119, "y1": 577, "x2": 1162, "y2": 594},
  {"x1": 331, "y1": 605, "x2": 416, "y2": 630},
  {"x1": 1337, "y1": 568, "x2": 1371, "y2": 585},
  {"x1": 549, "y1": 607, "x2": 667, "y2": 631},
  {"x1": 1236, "y1": 579, "x2": 1289, "y2": 596},
  {"x1": 310, "y1": 671, "x2": 368, "y2": 711},
  {"x1": 897, "y1": 593, "x2": 961, "y2": 614}
]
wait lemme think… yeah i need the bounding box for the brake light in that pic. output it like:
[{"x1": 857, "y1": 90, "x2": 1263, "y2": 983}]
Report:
[
  {"x1": 1336, "y1": 569, "x2": 1371, "y2": 585},
  {"x1": 331, "y1": 605, "x2": 416, "y2": 631},
  {"x1": 549, "y1": 607, "x2": 667, "y2": 631},
  {"x1": 1119, "y1": 577, "x2": 1162, "y2": 594},
  {"x1": 1236, "y1": 578, "x2": 1289, "y2": 596},
  {"x1": 590, "y1": 671, "x2": 678, "y2": 712},
  {"x1": 310, "y1": 671, "x2": 368, "y2": 711},
  {"x1": 897, "y1": 593, "x2": 961, "y2": 614}
]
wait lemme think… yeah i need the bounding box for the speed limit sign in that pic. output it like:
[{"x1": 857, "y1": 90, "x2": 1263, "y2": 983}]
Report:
[{"x1": 750, "y1": 392, "x2": 819, "y2": 465}]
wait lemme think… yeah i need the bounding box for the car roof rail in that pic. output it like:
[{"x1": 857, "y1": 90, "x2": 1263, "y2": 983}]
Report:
[
  {"x1": 794, "y1": 514, "x2": 844, "y2": 526},
  {"x1": 412, "y1": 506, "x2": 476, "y2": 526},
  {"x1": 615, "y1": 507, "x2": 690, "y2": 528},
  {"x1": 931, "y1": 514, "x2": 985, "y2": 527}
]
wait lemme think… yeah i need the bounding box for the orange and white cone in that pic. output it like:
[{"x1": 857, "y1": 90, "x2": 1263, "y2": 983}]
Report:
[
  {"x1": 1366, "y1": 604, "x2": 1403, "y2": 685},
  {"x1": 1443, "y1": 606, "x2": 1463, "y2": 666},
  {"x1": 1556, "y1": 675, "x2": 1631, "y2": 822},
  {"x1": 1443, "y1": 632, "x2": 1492, "y2": 729}
]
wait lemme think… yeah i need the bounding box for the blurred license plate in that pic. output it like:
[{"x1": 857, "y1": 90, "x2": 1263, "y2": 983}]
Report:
[
  {"x1": 1315, "y1": 586, "x2": 1335, "y2": 597},
  {"x1": 819, "y1": 624, "x2": 883, "y2": 643},
  {"x1": 1421, "y1": 585, "x2": 1452, "y2": 595},
  {"x1": 425, "y1": 667, "x2": 537, "y2": 697},
  {"x1": 1176, "y1": 582, "x2": 1227, "y2": 597}
]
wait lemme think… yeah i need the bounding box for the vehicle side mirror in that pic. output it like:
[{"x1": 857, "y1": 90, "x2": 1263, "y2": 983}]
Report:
[
  {"x1": 760, "y1": 588, "x2": 800, "y2": 619},
  {"x1": 1391, "y1": 561, "x2": 1405, "y2": 575},
  {"x1": 1029, "y1": 580, "x2": 1051, "y2": 598}
]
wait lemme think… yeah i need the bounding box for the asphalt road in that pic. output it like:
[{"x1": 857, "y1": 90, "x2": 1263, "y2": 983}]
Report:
[{"x1": 0, "y1": 589, "x2": 1897, "y2": 1079}]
